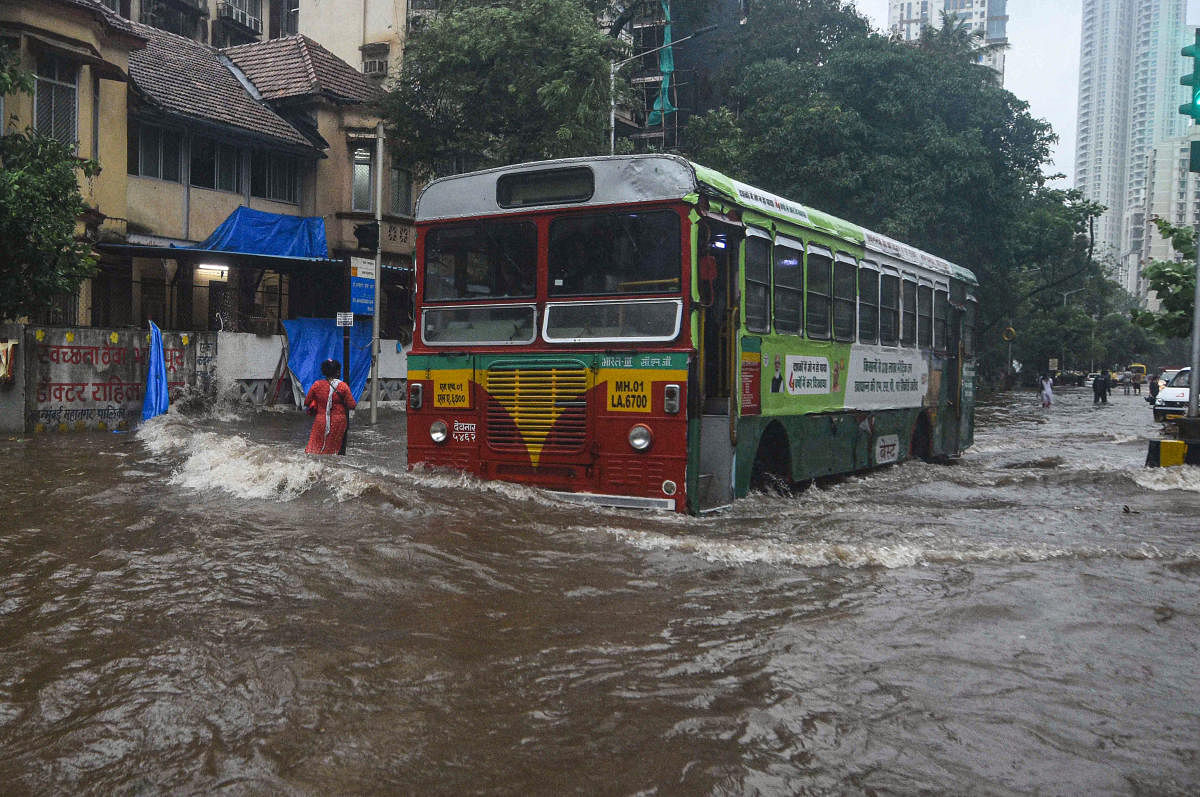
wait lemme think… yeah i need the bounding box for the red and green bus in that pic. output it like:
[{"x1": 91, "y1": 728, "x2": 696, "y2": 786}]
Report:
[{"x1": 406, "y1": 155, "x2": 977, "y2": 512}]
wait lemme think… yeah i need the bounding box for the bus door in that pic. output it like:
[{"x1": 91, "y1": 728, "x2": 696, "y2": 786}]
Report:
[{"x1": 696, "y1": 218, "x2": 742, "y2": 509}]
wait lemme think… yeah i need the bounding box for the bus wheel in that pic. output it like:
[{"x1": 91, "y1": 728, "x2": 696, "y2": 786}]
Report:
[
  {"x1": 751, "y1": 424, "x2": 792, "y2": 493},
  {"x1": 909, "y1": 413, "x2": 933, "y2": 462}
]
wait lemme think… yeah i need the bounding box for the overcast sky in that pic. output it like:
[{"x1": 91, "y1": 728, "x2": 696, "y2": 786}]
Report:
[{"x1": 851, "y1": 1, "x2": 1082, "y2": 186}]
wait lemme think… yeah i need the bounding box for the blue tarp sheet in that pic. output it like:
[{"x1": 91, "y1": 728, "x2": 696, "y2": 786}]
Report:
[
  {"x1": 178, "y1": 206, "x2": 329, "y2": 259},
  {"x1": 282, "y1": 318, "x2": 372, "y2": 401},
  {"x1": 141, "y1": 321, "x2": 169, "y2": 421}
]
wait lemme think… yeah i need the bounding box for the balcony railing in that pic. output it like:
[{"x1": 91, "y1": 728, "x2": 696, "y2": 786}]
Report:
[{"x1": 216, "y1": 1, "x2": 263, "y2": 34}]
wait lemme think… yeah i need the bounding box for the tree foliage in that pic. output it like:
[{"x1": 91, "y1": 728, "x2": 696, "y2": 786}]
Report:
[
  {"x1": 0, "y1": 48, "x2": 99, "y2": 322},
  {"x1": 1132, "y1": 218, "x2": 1196, "y2": 340},
  {"x1": 381, "y1": 0, "x2": 619, "y2": 176}
]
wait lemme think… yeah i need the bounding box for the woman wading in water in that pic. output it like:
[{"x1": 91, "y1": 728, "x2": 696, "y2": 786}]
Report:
[{"x1": 304, "y1": 359, "x2": 356, "y2": 454}]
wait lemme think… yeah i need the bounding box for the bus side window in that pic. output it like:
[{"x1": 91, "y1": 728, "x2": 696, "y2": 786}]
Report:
[
  {"x1": 832, "y1": 256, "x2": 856, "y2": 342},
  {"x1": 934, "y1": 289, "x2": 949, "y2": 351},
  {"x1": 917, "y1": 283, "x2": 933, "y2": 349},
  {"x1": 773, "y1": 241, "x2": 803, "y2": 335},
  {"x1": 806, "y1": 249, "x2": 832, "y2": 339},
  {"x1": 858, "y1": 265, "x2": 879, "y2": 344},
  {"x1": 901, "y1": 277, "x2": 917, "y2": 347},
  {"x1": 879, "y1": 273, "x2": 900, "y2": 346},
  {"x1": 744, "y1": 235, "x2": 771, "y2": 333}
]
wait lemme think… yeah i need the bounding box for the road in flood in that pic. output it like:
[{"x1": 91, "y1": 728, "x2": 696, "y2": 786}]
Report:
[{"x1": 0, "y1": 387, "x2": 1197, "y2": 795}]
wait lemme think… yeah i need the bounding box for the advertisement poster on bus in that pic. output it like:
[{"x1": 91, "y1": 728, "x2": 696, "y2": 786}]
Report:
[{"x1": 844, "y1": 346, "x2": 928, "y2": 410}]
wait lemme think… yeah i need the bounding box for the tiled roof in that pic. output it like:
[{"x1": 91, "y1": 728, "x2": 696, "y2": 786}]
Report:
[
  {"x1": 127, "y1": 22, "x2": 316, "y2": 151},
  {"x1": 53, "y1": 0, "x2": 142, "y2": 39},
  {"x1": 224, "y1": 36, "x2": 381, "y2": 104}
]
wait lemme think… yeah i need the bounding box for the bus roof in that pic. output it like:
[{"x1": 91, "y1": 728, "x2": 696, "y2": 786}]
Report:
[{"x1": 416, "y1": 154, "x2": 977, "y2": 286}]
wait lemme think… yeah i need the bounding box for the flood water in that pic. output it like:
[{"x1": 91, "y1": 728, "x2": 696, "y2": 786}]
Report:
[{"x1": 1, "y1": 387, "x2": 1198, "y2": 795}]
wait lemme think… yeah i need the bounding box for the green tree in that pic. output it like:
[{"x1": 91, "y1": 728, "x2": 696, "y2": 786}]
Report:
[
  {"x1": 1132, "y1": 217, "x2": 1196, "y2": 340},
  {"x1": 0, "y1": 47, "x2": 99, "y2": 322},
  {"x1": 684, "y1": 31, "x2": 1056, "y2": 375},
  {"x1": 382, "y1": 0, "x2": 619, "y2": 176},
  {"x1": 914, "y1": 11, "x2": 1007, "y2": 82}
]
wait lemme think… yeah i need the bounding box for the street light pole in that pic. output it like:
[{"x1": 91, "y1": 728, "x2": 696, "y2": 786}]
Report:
[{"x1": 609, "y1": 24, "x2": 716, "y2": 154}]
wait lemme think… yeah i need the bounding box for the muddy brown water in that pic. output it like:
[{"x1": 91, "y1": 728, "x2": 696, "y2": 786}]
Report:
[{"x1": 1, "y1": 388, "x2": 1197, "y2": 795}]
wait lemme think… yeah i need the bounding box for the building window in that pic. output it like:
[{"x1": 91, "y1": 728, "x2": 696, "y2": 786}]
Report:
[
  {"x1": 352, "y1": 147, "x2": 374, "y2": 211},
  {"x1": 251, "y1": 150, "x2": 299, "y2": 203},
  {"x1": 35, "y1": 54, "x2": 77, "y2": 147},
  {"x1": 390, "y1": 167, "x2": 413, "y2": 216},
  {"x1": 127, "y1": 122, "x2": 182, "y2": 182},
  {"x1": 270, "y1": 0, "x2": 299, "y2": 37},
  {"x1": 141, "y1": 0, "x2": 200, "y2": 37},
  {"x1": 191, "y1": 136, "x2": 241, "y2": 192}
]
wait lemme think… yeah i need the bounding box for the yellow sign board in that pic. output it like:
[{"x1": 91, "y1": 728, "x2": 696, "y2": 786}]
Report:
[{"x1": 433, "y1": 368, "x2": 472, "y2": 408}]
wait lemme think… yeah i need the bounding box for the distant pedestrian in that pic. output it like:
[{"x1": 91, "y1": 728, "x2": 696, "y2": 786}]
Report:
[
  {"x1": 1093, "y1": 370, "x2": 1110, "y2": 404},
  {"x1": 304, "y1": 359, "x2": 356, "y2": 455},
  {"x1": 1120, "y1": 370, "x2": 1132, "y2": 395},
  {"x1": 1039, "y1": 374, "x2": 1054, "y2": 408},
  {"x1": 1148, "y1": 372, "x2": 1161, "y2": 404}
]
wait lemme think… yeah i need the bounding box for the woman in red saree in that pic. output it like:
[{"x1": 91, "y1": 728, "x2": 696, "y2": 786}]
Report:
[{"x1": 304, "y1": 359, "x2": 356, "y2": 455}]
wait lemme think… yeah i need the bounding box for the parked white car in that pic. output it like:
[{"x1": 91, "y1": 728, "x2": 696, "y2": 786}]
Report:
[{"x1": 1153, "y1": 368, "x2": 1192, "y2": 422}]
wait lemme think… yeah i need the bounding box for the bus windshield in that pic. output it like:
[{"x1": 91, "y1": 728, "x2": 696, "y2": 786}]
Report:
[
  {"x1": 548, "y1": 210, "x2": 680, "y2": 296},
  {"x1": 424, "y1": 220, "x2": 537, "y2": 301}
]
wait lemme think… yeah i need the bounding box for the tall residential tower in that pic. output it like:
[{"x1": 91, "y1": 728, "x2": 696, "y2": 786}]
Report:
[
  {"x1": 888, "y1": 0, "x2": 1009, "y2": 82},
  {"x1": 1073, "y1": 0, "x2": 1192, "y2": 295}
]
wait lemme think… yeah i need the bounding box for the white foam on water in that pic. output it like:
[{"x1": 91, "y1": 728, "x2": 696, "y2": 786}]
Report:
[
  {"x1": 604, "y1": 528, "x2": 1200, "y2": 571},
  {"x1": 170, "y1": 432, "x2": 322, "y2": 500},
  {"x1": 604, "y1": 528, "x2": 1077, "y2": 569},
  {"x1": 1132, "y1": 465, "x2": 1200, "y2": 493},
  {"x1": 138, "y1": 414, "x2": 325, "y2": 501}
]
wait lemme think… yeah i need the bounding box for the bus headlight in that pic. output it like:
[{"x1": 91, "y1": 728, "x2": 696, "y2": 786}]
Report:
[
  {"x1": 628, "y1": 424, "x2": 653, "y2": 451},
  {"x1": 429, "y1": 420, "x2": 448, "y2": 443}
]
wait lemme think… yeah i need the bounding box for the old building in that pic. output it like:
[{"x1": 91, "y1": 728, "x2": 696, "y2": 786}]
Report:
[{"x1": 2, "y1": 0, "x2": 414, "y2": 339}]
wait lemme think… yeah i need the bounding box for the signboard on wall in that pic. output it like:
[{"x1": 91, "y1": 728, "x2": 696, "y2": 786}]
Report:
[
  {"x1": 26, "y1": 327, "x2": 213, "y2": 432},
  {"x1": 350, "y1": 256, "x2": 376, "y2": 315}
]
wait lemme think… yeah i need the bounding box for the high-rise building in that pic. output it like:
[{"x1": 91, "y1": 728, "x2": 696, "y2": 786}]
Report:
[
  {"x1": 887, "y1": 0, "x2": 1009, "y2": 82},
  {"x1": 1139, "y1": 129, "x2": 1200, "y2": 309},
  {"x1": 1073, "y1": 0, "x2": 1193, "y2": 295}
]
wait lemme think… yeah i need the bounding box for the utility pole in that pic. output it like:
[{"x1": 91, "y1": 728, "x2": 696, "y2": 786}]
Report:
[
  {"x1": 370, "y1": 122, "x2": 384, "y2": 425},
  {"x1": 1177, "y1": 32, "x2": 1200, "y2": 428}
]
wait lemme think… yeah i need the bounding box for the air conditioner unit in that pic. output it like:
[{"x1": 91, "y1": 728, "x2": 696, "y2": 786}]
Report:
[{"x1": 363, "y1": 59, "x2": 388, "y2": 76}]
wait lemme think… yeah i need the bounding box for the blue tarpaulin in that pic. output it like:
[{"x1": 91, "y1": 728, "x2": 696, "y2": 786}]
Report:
[
  {"x1": 282, "y1": 318, "x2": 372, "y2": 401},
  {"x1": 178, "y1": 206, "x2": 329, "y2": 259},
  {"x1": 141, "y1": 321, "x2": 170, "y2": 421}
]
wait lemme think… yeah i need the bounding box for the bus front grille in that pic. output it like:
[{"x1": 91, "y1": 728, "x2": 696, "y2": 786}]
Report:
[{"x1": 484, "y1": 364, "x2": 589, "y2": 459}]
